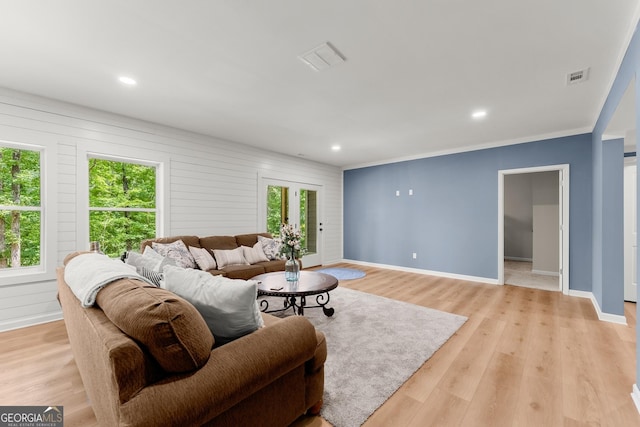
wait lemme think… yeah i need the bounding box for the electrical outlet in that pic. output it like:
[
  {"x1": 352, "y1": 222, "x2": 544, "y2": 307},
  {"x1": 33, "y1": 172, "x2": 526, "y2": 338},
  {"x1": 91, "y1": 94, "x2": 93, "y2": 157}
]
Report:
[
  {"x1": 395, "y1": 190, "x2": 400, "y2": 196},
  {"x1": 412, "y1": 252, "x2": 417, "y2": 259},
  {"x1": 409, "y1": 189, "x2": 413, "y2": 195}
]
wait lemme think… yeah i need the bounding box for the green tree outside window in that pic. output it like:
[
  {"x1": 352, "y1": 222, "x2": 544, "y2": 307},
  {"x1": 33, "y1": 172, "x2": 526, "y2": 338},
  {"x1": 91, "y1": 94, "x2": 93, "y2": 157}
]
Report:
[
  {"x1": 89, "y1": 158, "x2": 157, "y2": 257},
  {"x1": 0, "y1": 147, "x2": 41, "y2": 269}
]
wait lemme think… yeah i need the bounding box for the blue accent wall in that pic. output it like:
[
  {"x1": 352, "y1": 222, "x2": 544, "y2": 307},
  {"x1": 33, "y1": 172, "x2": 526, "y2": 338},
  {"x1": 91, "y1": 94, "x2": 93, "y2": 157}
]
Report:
[
  {"x1": 591, "y1": 17, "x2": 639, "y2": 316},
  {"x1": 602, "y1": 140, "x2": 624, "y2": 313},
  {"x1": 344, "y1": 133, "x2": 593, "y2": 289},
  {"x1": 594, "y1": 17, "x2": 640, "y2": 392}
]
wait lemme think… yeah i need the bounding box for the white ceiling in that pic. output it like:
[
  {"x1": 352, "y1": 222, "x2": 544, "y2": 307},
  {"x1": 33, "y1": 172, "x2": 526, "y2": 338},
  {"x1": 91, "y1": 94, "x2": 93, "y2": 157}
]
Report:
[{"x1": 1, "y1": 1, "x2": 639, "y2": 168}]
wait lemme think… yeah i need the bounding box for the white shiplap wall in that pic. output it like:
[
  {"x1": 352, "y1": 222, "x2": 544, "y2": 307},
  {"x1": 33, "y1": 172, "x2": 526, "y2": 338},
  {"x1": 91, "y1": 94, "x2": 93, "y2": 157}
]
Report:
[{"x1": 0, "y1": 88, "x2": 343, "y2": 332}]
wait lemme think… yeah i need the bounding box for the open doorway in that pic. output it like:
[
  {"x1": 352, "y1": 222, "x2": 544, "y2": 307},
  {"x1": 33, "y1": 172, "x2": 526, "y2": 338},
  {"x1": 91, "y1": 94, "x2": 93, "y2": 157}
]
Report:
[
  {"x1": 504, "y1": 171, "x2": 560, "y2": 291},
  {"x1": 498, "y1": 165, "x2": 570, "y2": 294}
]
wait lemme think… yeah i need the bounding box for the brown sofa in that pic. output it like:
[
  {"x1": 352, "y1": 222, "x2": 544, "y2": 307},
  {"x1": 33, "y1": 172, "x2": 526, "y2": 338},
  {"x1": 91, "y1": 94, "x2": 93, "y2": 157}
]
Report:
[
  {"x1": 57, "y1": 256, "x2": 326, "y2": 426},
  {"x1": 141, "y1": 233, "x2": 290, "y2": 280}
]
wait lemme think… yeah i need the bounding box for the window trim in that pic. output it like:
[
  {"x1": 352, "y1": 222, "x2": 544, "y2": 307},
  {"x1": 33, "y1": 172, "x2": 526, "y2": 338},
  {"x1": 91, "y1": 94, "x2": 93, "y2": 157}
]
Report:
[
  {"x1": 0, "y1": 139, "x2": 57, "y2": 286},
  {"x1": 77, "y1": 144, "x2": 169, "y2": 254}
]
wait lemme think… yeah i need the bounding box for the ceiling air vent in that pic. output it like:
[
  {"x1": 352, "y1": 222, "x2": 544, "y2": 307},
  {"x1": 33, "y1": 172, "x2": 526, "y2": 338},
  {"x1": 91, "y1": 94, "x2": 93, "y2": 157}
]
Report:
[
  {"x1": 567, "y1": 68, "x2": 590, "y2": 85},
  {"x1": 298, "y1": 42, "x2": 345, "y2": 72}
]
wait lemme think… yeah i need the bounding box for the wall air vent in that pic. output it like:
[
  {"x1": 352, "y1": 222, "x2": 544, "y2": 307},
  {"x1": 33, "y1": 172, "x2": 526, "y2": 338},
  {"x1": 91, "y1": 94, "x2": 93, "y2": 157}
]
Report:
[
  {"x1": 298, "y1": 42, "x2": 345, "y2": 72},
  {"x1": 567, "y1": 68, "x2": 590, "y2": 85}
]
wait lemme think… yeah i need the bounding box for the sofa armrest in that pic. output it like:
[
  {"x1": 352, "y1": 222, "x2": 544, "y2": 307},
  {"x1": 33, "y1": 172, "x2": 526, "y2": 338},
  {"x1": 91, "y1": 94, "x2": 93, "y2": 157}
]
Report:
[{"x1": 120, "y1": 316, "x2": 319, "y2": 426}]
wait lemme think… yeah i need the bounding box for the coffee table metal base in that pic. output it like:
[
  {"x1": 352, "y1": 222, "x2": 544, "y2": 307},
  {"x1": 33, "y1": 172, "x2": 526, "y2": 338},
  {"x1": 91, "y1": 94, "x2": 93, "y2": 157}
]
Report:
[
  {"x1": 253, "y1": 271, "x2": 338, "y2": 317},
  {"x1": 259, "y1": 292, "x2": 335, "y2": 317}
]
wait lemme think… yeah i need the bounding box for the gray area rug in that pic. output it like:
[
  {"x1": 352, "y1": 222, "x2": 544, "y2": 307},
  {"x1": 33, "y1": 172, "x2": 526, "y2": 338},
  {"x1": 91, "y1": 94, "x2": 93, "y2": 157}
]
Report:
[{"x1": 260, "y1": 287, "x2": 467, "y2": 427}]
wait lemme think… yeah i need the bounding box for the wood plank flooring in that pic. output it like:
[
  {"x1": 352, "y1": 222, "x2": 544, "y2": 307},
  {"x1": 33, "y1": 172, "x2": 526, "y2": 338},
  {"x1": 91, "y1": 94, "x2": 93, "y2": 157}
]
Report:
[{"x1": 1, "y1": 263, "x2": 638, "y2": 426}]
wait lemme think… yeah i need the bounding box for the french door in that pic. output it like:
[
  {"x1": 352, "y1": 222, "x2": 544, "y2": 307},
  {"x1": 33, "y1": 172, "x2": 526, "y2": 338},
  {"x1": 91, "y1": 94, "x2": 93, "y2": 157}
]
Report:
[{"x1": 259, "y1": 177, "x2": 323, "y2": 267}]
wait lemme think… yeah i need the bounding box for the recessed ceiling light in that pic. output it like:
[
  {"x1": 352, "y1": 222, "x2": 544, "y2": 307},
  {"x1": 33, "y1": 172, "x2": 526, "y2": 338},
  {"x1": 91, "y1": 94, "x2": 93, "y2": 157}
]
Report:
[
  {"x1": 331, "y1": 145, "x2": 341, "y2": 152},
  {"x1": 472, "y1": 110, "x2": 487, "y2": 119},
  {"x1": 118, "y1": 76, "x2": 137, "y2": 86}
]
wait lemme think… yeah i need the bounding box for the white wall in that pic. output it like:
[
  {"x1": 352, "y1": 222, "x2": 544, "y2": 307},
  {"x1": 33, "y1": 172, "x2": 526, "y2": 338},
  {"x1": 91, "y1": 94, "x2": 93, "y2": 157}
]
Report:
[
  {"x1": 504, "y1": 174, "x2": 534, "y2": 260},
  {"x1": 532, "y1": 171, "x2": 560, "y2": 274},
  {"x1": 532, "y1": 205, "x2": 560, "y2": 273},
  {"x1": 0, "y1": 88, "x2": 343, "y2": 332}
]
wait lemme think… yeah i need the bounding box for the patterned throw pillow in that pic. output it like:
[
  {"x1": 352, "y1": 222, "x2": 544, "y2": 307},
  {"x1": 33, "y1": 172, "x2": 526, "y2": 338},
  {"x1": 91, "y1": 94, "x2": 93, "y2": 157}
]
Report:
[
  {"x1": 242, "y1": 242, "x2": 269, "y2": 265},
  {"x1": 258, "y1": 235, "x2": 281, "y2": 260},
  {"x1": 152, "y1": 240, "x2": 197, "y2": 269},
  {"x1": 213, "y1": 247, "x2": 249, "y2": 269},
  {"x1": 189, "y1": 246, "x2": 217, "y2": 270},
  {"x1": 138, "y1": 266, "x2": 163, "y2": 287}
]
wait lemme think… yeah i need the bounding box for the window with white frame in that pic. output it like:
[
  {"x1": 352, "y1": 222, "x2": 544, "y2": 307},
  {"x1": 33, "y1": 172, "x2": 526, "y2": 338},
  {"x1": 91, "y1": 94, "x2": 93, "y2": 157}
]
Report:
[
  {"x1": 88, "y1": 156, "x2": 158, "y2": 257},
  {"x1": 0, "y1": 144, "x2": 43, "y2": 271}
]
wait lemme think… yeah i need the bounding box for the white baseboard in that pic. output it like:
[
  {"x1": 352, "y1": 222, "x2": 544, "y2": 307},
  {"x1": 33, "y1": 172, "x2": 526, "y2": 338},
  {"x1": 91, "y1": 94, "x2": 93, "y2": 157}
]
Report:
[
  {"x1": 568, "y1": 290, "x2": 627, "y2": 325},
  {"x1": 341, "y1": 259, "x2": 499, "y2": 285},
  {"x1": 632, "y1": 384, "x2": 640, "y2": 414},
  {"x1": 0, "y1": 312, "x2": 63, "y2": 333},
  {"x1": 531, "y1": 269, "x2": 560, "y2": 277},
  {"x1": 568, "y1": 289, "x2": 592, "y2": 299},
  {"x1": 504, "y1": 256, "x2": 533, "y2": 262}
]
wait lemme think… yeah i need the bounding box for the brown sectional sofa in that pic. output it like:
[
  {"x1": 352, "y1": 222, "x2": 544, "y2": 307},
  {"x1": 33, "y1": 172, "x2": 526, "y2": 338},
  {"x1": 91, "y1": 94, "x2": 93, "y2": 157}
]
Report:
[
  {"x1": 57, "y1": 255, "x2": 326, "y2": 426},
  {"x1": 141, "y1": 233, "x2": 290, "y2": 280}
]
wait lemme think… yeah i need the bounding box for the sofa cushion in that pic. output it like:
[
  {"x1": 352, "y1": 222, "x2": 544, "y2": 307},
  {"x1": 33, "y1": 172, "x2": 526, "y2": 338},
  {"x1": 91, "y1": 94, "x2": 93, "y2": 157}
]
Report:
[
  {"x1": 256, "y1": 260, "x2": 288, "y2": 273},
  {"x1": 200, "y1": 235, "x2": 238, "y2": 251},
  {"x1": 221, "y1": 264, "x2": 266, "y2": 280},
  {"x1": 95, "y1": 278, "x2": 214, "y2": 373},
  {"x1": 242, "y1": 242, "x2": 269, "y2": 264},
  {"x1": 162, "y1": 265, "x2": 265, "y2": 344},
  {"x1": 152, "y1": 240, "x2": 197, "y2": 269},
  {"x1": 235, "y1": 232, "x2": 272, "y2": 248},
  {"x1": 189, "y1": 246, "x2": 217, "y2": 270},
  {"x1": 213, "y1": 247, "x2": 249, "y2": 269}
]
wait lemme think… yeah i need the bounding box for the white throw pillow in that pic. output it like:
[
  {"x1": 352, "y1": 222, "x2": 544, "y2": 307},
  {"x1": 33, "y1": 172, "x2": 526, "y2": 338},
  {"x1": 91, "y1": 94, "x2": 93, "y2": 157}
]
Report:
[
  {"x1": 125, "y1": 246, "x2": 175, "y2": 272},
  {"x1": 258, "y1": 235, "x2": 281, "y2": 260},
  {"x1": 189, "y1": 246, "x2": 217, "y2": 270},
  {"x1": 152, "y1": 240, "x2": 197, "y2": 269},
  {"x1": 143, "y1": 245, "x2": 164, "y2": 262},
  {"x1": 125, "y1": 251, "x2": 159, "y2": 271},
  {"x1": 213, "y1": 247, "x2": 249, "y2": 269},
  {"x1": 242, "y1": 242, "x2": 269, "y2": 264},
  {"x1": 162, "y1": 265, "x2": 264, "y2": 343}
]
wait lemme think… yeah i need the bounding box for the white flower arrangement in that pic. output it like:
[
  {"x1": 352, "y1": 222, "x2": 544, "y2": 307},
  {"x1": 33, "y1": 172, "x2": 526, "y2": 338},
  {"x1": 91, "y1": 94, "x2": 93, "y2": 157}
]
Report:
[{"x1": 277, "y1": 223, "x2": 306, "y2": 259}]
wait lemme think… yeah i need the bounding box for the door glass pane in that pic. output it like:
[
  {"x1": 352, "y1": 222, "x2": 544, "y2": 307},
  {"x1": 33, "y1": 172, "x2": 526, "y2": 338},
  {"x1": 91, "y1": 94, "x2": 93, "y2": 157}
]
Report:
[
  {"x1": 300, "y1": 189, "x2": 317, "y2": 254},
  {"x1": 267, "y1": 185, "x2": 288, "y2": 235}
]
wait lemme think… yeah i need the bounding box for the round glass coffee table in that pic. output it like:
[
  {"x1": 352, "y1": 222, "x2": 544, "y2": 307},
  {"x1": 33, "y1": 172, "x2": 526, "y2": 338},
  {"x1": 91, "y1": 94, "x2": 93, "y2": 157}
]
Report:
[{"x1": 252, "y1": 271, "x2": 338, "y2": 317}]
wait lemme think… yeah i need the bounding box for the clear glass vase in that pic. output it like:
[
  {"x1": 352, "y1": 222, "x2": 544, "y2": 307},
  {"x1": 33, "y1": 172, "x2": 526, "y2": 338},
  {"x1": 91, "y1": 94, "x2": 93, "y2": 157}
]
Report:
[{"x1": 284, "y1": 257, "x2": 300, "y2": 281}]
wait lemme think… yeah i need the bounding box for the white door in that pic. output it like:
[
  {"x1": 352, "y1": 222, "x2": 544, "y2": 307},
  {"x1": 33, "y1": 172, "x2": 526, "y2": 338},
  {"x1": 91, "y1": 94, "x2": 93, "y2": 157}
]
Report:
[
  {"x1": 624, "y1": 161, "x2": 637, "y2": 302},
  {"x1": 259, "y1": 178, "x2": 323, "y2": 267}
]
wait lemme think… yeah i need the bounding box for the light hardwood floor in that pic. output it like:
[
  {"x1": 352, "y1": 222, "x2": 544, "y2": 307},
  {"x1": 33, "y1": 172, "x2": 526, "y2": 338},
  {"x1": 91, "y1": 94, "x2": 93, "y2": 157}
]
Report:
[
  {"x1": 503, "y1": 259, "x2": 560, "y2": 292},
  {"x1": 2, "y1": 263, "x2": 639, "y2": 427}
]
